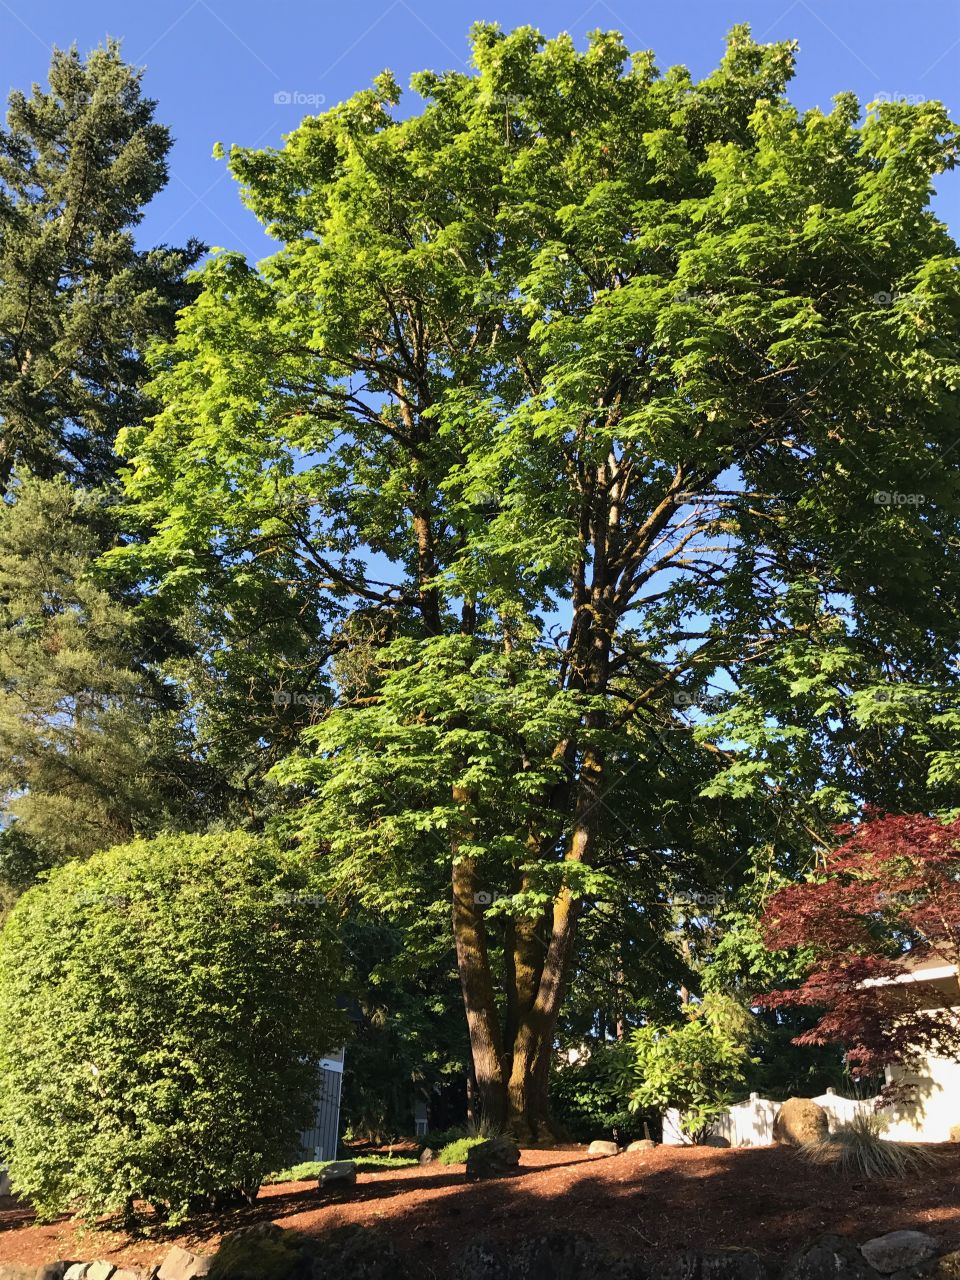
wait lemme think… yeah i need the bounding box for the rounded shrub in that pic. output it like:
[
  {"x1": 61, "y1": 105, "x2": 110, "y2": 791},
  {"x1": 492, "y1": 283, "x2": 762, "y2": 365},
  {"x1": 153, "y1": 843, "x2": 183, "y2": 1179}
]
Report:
[{"x1": 0, "y1": 830, "x2": 346, "y2": 1223}]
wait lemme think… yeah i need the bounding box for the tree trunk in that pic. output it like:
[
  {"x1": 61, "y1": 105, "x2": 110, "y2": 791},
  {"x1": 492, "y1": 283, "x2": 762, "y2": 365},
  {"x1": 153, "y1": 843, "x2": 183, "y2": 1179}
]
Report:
[{"x1": 451, "y1": 784, "x2": 508, "y2": 1126}]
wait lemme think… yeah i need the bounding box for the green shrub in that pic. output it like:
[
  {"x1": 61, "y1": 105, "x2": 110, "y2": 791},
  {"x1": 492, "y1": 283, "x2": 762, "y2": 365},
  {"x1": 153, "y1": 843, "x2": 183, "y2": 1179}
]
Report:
[
  {"x1": 799, "y1": 1112, "x2": 944, "y2": 1179},
  {"x1": 628, "y1": 995, "x2": 755, "y2": 1141},
  {"x1": 264, "y1": 1155, "x2": 416, "y2": 1184},
  {"x1": 0, "y1": 831, "x2": 346, "y2": 1223},
  {"x1": 437, "y1": 1136, "x2": 486, "y2": 1164},
  {"x1": 550, "y1": 1042, "x2": 638, "y2": 1141}
]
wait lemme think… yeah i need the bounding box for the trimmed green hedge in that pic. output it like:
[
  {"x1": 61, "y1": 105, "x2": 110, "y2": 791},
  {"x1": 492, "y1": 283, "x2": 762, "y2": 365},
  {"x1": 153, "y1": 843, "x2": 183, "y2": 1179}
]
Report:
[{"x1": 0, "y1": 830, "x2": 346, "y2": 1223}]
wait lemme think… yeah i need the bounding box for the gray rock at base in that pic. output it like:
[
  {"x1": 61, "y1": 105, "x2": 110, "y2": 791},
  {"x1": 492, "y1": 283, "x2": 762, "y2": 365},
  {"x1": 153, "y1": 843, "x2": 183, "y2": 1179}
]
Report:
[
  {"x1": 908, "y1": 1250, "x2": 960, "y2": 1280},
  {"x1": 587, "y1": 1140, "x2": 620, "y2": 1156},
  {"x1": 207, "y1": 1223, "x2": 312, "y2": 1280},
  {"x1": 35, "y1": 1266, "x2": 71, "y2": 1280},
  {"x1": 317, "y1": 1159, "x2": 357, "y2": 1189},
  {"x1": 861, "y1": 1233, "x2": 939, "y2": 1275},
  {"x1": 627, "y1": 1139, "x2": 656, "y2": 1152},
  {"x1": 157, "y1": 1246, "x2": 212, "y2": 1280},
  {"x1": 702, "y1": 1135, "x2": 731, "y2": 1148},
  {"x1": 651, "y1": 1252, "x2": 768, "y2": 1280},
  {"x1": 301, "y1": 1224, "x2": 411, "y2": 1279},
  {"x1": 85, "y1": 1265, "x2": 115, "y2": 1280},
  {"x1": 453, "y1": 1232, "x2": 640, "y2": 1280},
  {"x1": 63, "y1": 1267, "x2": 89, "y2": 1280},
  {"x1": 782, "y1": 1235, "x2": 881, "y2": 1280},
  {"x1": 418, "y1": 1147, "x2": 435, "y2": 1164},
  {"x1": 465, "y1": 1136, "x2": 521, "y2": 1180},
  {"x1": 0, "y1": 1265, "x2": 47, "y2": 1280}
]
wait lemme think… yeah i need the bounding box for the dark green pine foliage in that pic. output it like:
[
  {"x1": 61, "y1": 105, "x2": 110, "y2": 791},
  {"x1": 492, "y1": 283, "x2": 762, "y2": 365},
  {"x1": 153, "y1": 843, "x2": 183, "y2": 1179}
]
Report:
[{"x1": 0, "y1": 41, "x2": 203, "y2": 488}]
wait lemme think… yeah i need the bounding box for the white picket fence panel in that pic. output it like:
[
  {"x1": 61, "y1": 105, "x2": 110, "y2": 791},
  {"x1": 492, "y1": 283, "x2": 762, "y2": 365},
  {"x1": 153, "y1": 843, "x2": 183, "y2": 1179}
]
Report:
[{"x1": 663, "y1": 1088, "x2": 879, "y2": 1147}]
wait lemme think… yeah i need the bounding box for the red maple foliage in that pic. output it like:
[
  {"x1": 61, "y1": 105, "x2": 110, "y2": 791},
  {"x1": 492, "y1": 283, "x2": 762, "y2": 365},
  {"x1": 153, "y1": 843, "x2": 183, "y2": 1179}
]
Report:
[{"x1": 760, "y1": 813, "x2": 960, "y2": 1078}]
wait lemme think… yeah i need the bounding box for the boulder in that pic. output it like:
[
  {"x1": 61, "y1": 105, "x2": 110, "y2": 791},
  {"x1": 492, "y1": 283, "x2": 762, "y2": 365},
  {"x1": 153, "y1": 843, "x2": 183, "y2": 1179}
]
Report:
[
  {"x1": 861, "y1": 1233, "x2": 939, "y2": 1275},
  {"x1": 917, "y1": 1250, "x2": 960, "y2": 1280},
  {"x1": 208, "y1": 1224, "x2": 311, "y2": 1280},
  {"x1": 702, "y1": 1135, "x2": 731, "y2": 1148},
  {"x1": 0, "y1": 1266, "x2": 49, "y2": 1280},
  {"x1": 782, "y1": 1235, "x2": 880, "y2": 1280},
  {"x1": 317, "y1": 1159, "x2": 357, "y2": 1189},
  {"x1": 453, "y1": 1232, "x2": 639, "y2": 1280},
  {"x1": 158, "y1": 1245, "x2": 213, "y2": 1280},
  {"x1": 418, "y1": 1146, "x2": 435, "y2": 1164},
  {"x1": 307, "y1": 1225, "x2": 411, "y2": 1279},
  {"x1": 465, "y1": 1135, "x2": 521, "y2": 1180},
  {"x1": 627, "y1": 1139, "x2": 656, "y2": 1152},
  {"x1": 950, "y1": 1125, "x2": 960, "y2": 1143},
  {"x1": 587, "y1": 1139, "x2": 620, "y2": 1156},
  {"x1": 37, "y1": 1267, "x2": 74, "y2": 1280},
  {"x1": 86, "y1": 1265, "x2": 115, "y2": 1280},
  {"x1": 773, "y1": 1098, "x2": 830, "y2": 1147},
  {"x1": 651, "y1": 1251, "x2": 768, "y2": 1280},
  {"x1": 64, "y1": 1269, "x2": 89, "y2": 1280}
]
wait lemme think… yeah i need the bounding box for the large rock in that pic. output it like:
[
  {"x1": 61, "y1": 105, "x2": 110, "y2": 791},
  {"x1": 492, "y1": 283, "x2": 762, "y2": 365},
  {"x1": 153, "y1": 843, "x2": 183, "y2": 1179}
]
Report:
[
  {"x1": 453, "y1": 1232, "x2": 639, "y2": 1280},
  {"x1": 158, "y1": 1245, "x2": 212, "y2": 1280},
  {"x1": 651, "y1": 1252, "x2": 768, "y2": 1280},
  {"x1": 917, "y1": 1250, "x2": 960, "y2": 1280},
  {"x1": 782, "y1": 1235, "x2": 880, "y2": 1280},
  {"x1": 418, "y1": 1146, "x2": 435, "y2": 1164},
  {"x1": 773, "y1": 1098, "x2": 830, "y2": 1146},
  {"x1": 627, "y1": 1139, "x2": 656, "y2": 1152},
  {"x1": 317, "y1": 1159, "x2": 357, "y2": 1189},
  {"x1": 86, "y1": 1265, "x2": 115, "y2": 1280},
  {"x1": 465, "y1": 1135, "x2": 520, "y2": 1180},
  {"x1": 587, "y1": 1140, "x2": 620, "y2": 1156},
  {"x1": 950, "y1": 1125, "x2": 960, "y2": 1143},
  {"x1": 861, "y1": 1232, "x2": 939, "y2": 1275},
  {"x1": 307, "y1": 1225, "x2": 411, "y2": 1279},
  {"x1": 208, "y1": 1224, "x2": 310, "y2": 1280}
]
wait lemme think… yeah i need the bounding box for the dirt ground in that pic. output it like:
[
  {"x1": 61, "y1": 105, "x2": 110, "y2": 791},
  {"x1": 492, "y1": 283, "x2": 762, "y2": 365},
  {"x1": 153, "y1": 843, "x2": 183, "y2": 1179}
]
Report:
[{"x1": 2, "y1": 1144, "x2": 960, "y2": 1272}]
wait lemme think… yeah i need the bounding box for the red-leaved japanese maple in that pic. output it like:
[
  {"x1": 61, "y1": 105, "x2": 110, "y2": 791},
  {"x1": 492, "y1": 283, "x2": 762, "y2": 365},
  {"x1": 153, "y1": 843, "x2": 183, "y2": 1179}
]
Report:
[{"x1": 760, "y1": 814, "x2": 960, "y2": 1078}]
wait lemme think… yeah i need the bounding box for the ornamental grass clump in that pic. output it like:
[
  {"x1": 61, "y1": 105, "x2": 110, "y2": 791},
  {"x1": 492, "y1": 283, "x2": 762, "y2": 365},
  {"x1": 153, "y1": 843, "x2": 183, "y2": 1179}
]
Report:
[{"x1": 800, "y1": 1112, "x2": 943, "y2": 1180}]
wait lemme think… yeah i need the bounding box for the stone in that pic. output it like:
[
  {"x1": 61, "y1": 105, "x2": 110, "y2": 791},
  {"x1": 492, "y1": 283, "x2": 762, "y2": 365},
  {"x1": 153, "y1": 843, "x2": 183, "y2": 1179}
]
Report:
[
  {"x1": 158, "y1": 1246, "x2": 212, "y2": 1280},
  {"x1": 587, "y1": 1139, "x2": 620, "y2": 1155},
  {"x1": 950, "y1": 1124, "x2": 960, "y2": 1143},
  {"x1": 782, "y1": 1235, "x2": 880, "y2": 1280},
  {"x1": 703, "y1": 1135, "x2": 731, "y2": 1148},
  {"x1": 64, "y1": 1268, "x2": 89, "y2": 1280},
  {"x1": 773, "y1": 1098, "x2": 829, "y2": 1146},
  {"x1": 86, "y1": 1265, "x2": 115, "y2": 1280},
  {"x1": 301, "y1": 1225, "x2": 411, "y2": 1279},
  {"x1": 651, "y1": 1251, "x2": 768, "y2": 1280},
  {"x1": 317, "y1": 1159, "x2": 357, "y2": 1188},
  {"x1": 917, "y1": 1250, "x2": 960, "y2": 1280},
  {"x1": 418, "y1": 1146, "x2": 435, "y2": 1164},
  {"x1": 36, "y1": 1267, "x2": 72, "y2": 1280},
  {"x1": 464, "y1": 1135, "x2": 521, "y2": 1180},
  {"x1": 209, "y1": 1224, "x2": 311, "y2": 1280},
  {"x1": 627, "y1": 1139, "x2": 656, "y2": 1151},
  {"x1": 861, "y1": 1232, "x2": 939, "y2": 1275},
  {"x1": 0, "y1": 1266, "x2": 47, "y2": 1280},
  {"x1": 453, "y1": 1231, "x2": 633, "y2": 1280}
]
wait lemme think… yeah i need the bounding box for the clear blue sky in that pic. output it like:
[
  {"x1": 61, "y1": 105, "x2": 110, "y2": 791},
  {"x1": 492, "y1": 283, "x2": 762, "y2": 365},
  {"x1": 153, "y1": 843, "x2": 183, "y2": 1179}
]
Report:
[{"x1": 1, "y1": 0, "x2": 958, "y2": 259}]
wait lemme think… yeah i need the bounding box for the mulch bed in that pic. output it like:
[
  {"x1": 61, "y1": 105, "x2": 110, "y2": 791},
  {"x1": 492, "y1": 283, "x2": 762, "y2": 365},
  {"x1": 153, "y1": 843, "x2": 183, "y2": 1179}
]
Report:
[{"x1": 2, "y1": 1144, "x2": 960, "y2": 1273}]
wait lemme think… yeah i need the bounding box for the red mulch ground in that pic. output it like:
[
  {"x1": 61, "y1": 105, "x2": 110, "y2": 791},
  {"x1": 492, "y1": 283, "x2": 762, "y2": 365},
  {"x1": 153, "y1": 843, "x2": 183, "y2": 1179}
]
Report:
[{"x1": 2, "y1": 1145, "x2": 960, "y2": 1274}]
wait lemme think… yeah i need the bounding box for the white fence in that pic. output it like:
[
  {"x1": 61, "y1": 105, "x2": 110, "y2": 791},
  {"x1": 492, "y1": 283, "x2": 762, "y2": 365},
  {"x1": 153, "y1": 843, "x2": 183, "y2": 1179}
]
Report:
[
  {"x1": 664, "y1": 1060, "x2": 960, "y2": 1146},
  {"x1": 663, "y1": 1088, "x2": 876, "y2": 1147}
]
